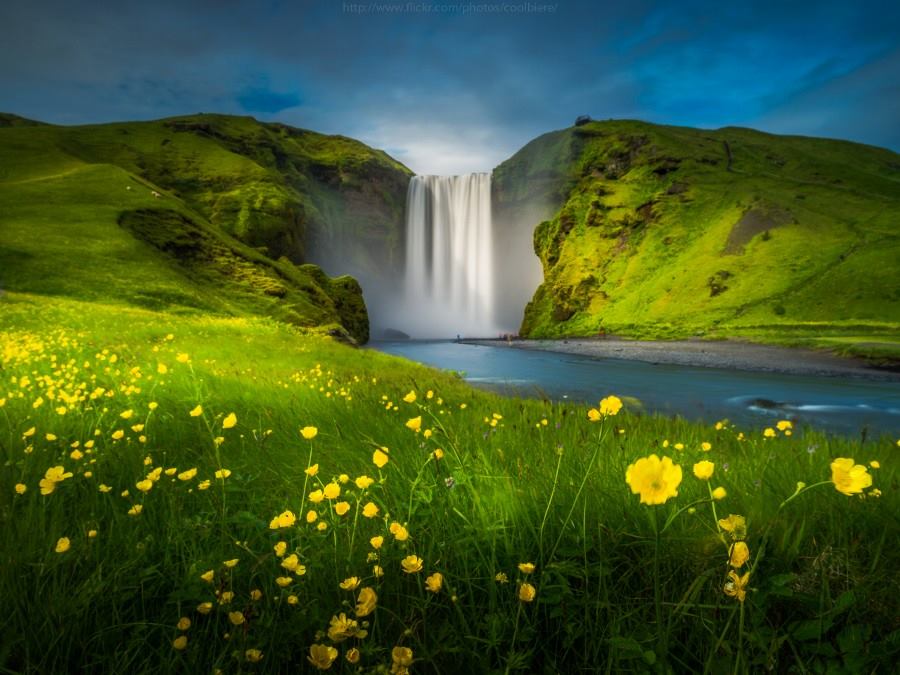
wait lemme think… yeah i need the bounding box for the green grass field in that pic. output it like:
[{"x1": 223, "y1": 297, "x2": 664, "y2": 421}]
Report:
[{"x1": 2, "y1": 291, "x2": 897, "y2": 673}]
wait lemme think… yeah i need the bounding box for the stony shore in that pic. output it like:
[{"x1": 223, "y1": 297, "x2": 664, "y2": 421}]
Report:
[{"x1": 464, "y1": 338, "x2": 900, "y2": 381}]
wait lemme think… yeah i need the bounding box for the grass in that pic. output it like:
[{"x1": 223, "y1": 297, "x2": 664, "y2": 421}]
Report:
[
  {"x1": 0, "y1": 119, "x2": 377, "y2": 342},
  {"x1": 2, "y1": 291, "x2": 897, "y2": 673},
  {"x1": 495, "y1": 121, "x2": 900, "y2": 361}
]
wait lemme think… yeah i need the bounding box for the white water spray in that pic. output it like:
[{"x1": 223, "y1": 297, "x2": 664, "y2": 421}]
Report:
[{"x1": 401, "y1": 173, "x2": 498, "y2": 338}]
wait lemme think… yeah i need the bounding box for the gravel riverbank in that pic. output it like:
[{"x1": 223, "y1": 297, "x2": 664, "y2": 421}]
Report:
[{"x1": 463, "y1": 338, "x2": 900, "y2": 381}]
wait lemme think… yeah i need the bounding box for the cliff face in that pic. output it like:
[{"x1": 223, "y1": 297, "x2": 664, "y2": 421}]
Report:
[
  {"x1": 496, "y1": 120, "x2": 900, "y2": 342},
  {"x1": 0, "y1": 113, "x2": 412, "y2": 343}
]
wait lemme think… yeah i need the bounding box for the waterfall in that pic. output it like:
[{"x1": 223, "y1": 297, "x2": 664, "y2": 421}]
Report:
[{"x1": 401, "y1": 173, "x2": 497, "y2": 338}]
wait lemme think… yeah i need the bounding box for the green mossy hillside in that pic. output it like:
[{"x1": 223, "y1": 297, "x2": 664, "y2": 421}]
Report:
[
  {"x1": 495, "y1": 121, "x2": 900, "y2": 360},
  {"x1": 0, "y1": 113, "x2": 413, "y2": 343}
]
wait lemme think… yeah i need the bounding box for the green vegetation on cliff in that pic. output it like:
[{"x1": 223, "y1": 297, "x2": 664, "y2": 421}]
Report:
[
  {"x1": 496, "y1": 121, "x2": 900, "y2": 359},
  {"x1": 0, "y1": 113, "x2": 412, "y2": 342}
]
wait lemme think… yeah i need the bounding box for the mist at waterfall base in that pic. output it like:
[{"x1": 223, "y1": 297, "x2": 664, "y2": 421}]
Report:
[{"x1": 382, "y1": 173, "x2": 543, "y2": 339}]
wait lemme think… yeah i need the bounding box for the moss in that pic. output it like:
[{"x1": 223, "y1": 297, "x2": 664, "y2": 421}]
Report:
[{"x1": 504, "y1": 120, "x2": 900, "y2": 355}]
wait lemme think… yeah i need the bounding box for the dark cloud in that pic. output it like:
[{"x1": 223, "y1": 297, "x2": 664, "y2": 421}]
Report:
[{"x1": 0, "y1": 0, "x2": 897, "y2": 172}]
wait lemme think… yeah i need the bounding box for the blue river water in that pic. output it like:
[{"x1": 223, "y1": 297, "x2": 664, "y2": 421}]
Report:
[{"x1": 372, "y1": 340, "x2": 900, "y2": 438}]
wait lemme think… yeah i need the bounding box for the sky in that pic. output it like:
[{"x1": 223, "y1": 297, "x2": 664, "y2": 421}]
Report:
[{"x1": 1, "y1": 0, "x2": 898, "y2": 175}]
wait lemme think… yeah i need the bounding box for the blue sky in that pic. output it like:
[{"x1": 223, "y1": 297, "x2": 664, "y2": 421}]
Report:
[{"x1": 1, "y1": 0, "x2": 897, "y2": 174}]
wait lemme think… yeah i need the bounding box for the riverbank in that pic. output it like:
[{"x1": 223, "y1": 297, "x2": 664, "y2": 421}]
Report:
[{"x1": 464, "y1": 337, "x2": 900, "y2": 381}]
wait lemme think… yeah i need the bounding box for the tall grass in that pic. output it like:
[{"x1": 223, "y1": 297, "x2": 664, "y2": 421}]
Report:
[{"x1": 1, "y1": 294, "x2": 897, "y2": 673}]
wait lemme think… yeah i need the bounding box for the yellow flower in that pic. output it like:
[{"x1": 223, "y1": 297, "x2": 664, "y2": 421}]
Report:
[
  {"x1": 300, "y1": 426, "x2": 318, "y2": 440},
  {"x1": 495, "y1": 572, "x2": 508, "y2": 583},
  {"x1": 176, "y1": 353, "x2": 190, "y2": 363},
  {"x1": 223, "y1": 558, "x2": 239, "y2": 568},
  {"x1": 370, "y1": 535, "x2": 384, "y2": 549},
  {"x1": 177, "y1": 617, "x2": 191, "y2": 631},
  {"x1": 776, "y1": 420, "x2": 793, "y2": 431},
  {"x1": 519, "y1": 582, "x2": 536, "y2": 602},
  {"x1": 250, "y1": 589, "x2": 263, "y2": 601},
  {"x1": 830, "y1": 458, "x2": 872, "y2": 496},
  {"x1": 98, "y1": 484, "x2": 111, "y2": 493},
  {"x1": 157, "y1": 363, "x2": 168, "y2": 375},
  {"x1": 307, "y1": 644, "x2": 338, "y2": 670},
  {"x1": 120, "y1": 409, "x2": 134, "y2": 420},
  {"x1": 111, "y1": 429, "x2": 125, "y2": 440},
  {"x1": 355, "y1": 587, "x2": 377, "y2": 617},
  {"x1": 870, "y1": 460, "x2": 880, "y2": 469},
  {"x1": 172, "y1": 635, "x2": 188, "y2": 650},
  {"x1": 55, "y1": 537, "x2": 70, "y2": 553},
  {"x1": 39, "y1": 465, "x2": 73, "y2": 495},
  {"x1": 701, "y1": 442, "x2": 712, "y2": 452},
  {"x1": 587, "y1": 408, "x2": 602, "y2": 422},
  {"x1": 245, "y1": 649, "x2": 263, "y2": 663},
  {"x1": 373, "y1": 448, "x2": 389, "y2": 468},
  {"x1": 306, "y1": 510, "x2": 318, "y2": 523},
  {"x1": 724, "y1": 570, "x2": 750, "y2": 602},
  {"x1": 599, "y1": 395, "x2": 623, "y2": 416},
  {"x1": 362, "y1": 502, "x2": 379, "y2": 518},
  {"x1": 718, "y1": 514, "x2": 747, "y2": 539},
  {"x1": 763, "y1": 427, "x2": 776, "y2": 438},
  {"x1": 712, "y1": 487, "x2": 727, "y2": 500},
  {"x1": 423, "y1": 429, "x2": 433, "y2": 439},
  {"x1": 275, "y1": 576, "x2": 293, "y2": 588},
  {"x1": 339, "y1": 473, "x2": 349, "y2": 484},
  {"x1": 518, "y1": 562, "x2": 535, "y2": 574},
  {"x1": 373, "y1": 564, "x2": 384, "y2": 577},
  {"x1": 316, "y1": 521, "x2": 327, "y2": 531},
  {"x1": 127, "y1": 504, "x2": 142, "y2": 516},
  {"x1": 327, "y1": 613, "x2": 366, "y2": 642},
  {"x1": 149, "y1": 401, "x2": 158, "y2": 410},
  {"x1": 281, "y1": 554, "x2": 302, "y2": 572},
  {"x1": 346, "y1": 647, "x2": 360, "y2": 664},
  {"x1": 693, "y1": 460, "x2": 714, "y2": 480},
  {"x1": 729, "y1": 541, "x2": 750, "y2": 568},
  {"x1": 432, "y1": 448, "x2": 444, "y2": 460},
  {"x1": 197, "y1": 601, "x2": 213, "y2": 614},
  {"x1": 355, "y1": 475, "x2": 374, "y2": 489},
  {"x1": 214, "y1": 469, "x2": 231, "y2": 479},
  {"x1": 15, "y1": 483, "x2": 26, "y2": 495},
  {"x1": 625, "y1": 455, "x2": 682, "y2": 505},
  {"x1": 189, "y1": 405, "x2": 203, "y2": 417},
  {"x1": 392, "y1": 646, "x2": 414, "y2": 669},
  {"x1": 401, "y1": 555, "x2": 423, "y2": 574},
  {"x1": 403, "y1": 390, "x2": 417, "y2": 403},
  {"x1": 405, "y1": 416, "x2": 422, "y2": 432},
  {"x1": 200, "y1": 570, "x2": 215, "y2": 583},
  {"x1": 269, "y1": 510, "x2": 296, "y2": 529},
  {"x1": 309, "y1": 489, "x2": 324, "y2": 503},
  {"x1": 228, "y1": 611, "x2": 245, "y2": 626},
  {"x1": 177, "y1": 468, "x2": 197, "y2": 481},
  {"x1": 323, "y1": 482, "x2": 341, "y2": 499},
  {"x1": 390, "y1": 522, "x2": 409, "y2": 541},
  {"x1": 222, "y1": 412, "x2": 237, "y2": 429},
  {"x1": 305, "y1": 463, "x2": 319, "y2": 477},
  {"x1": 334, "y1": 501, "x2": 351, "y2": 516},
  {"x1": 425, "y1": 572, "x2": 443, "y2": 593},
  {"x1": 135, "y1": 479, "x2": 153, "y2": 493},
  {"x1": 87, "y1": 529, "x2": 97, "y2": 538},
  {"x1": 340, "y1": 576, "x2": 360, "y2": 590}
]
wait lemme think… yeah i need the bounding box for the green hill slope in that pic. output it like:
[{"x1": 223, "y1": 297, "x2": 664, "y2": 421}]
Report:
[
  {"x1": 494, "y1": 121, "x2": 900, "y2": 359},
  {"x1": 0, "y1": 114, "x2": 412, "y2": 342}
]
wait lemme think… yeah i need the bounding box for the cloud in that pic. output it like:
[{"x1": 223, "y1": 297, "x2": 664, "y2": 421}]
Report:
[{"x1": 0, "y1": 0, "x2": 897, "y2": 172}]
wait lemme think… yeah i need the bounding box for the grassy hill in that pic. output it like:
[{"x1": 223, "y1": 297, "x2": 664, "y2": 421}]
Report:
[
  {"x1": 493, "y1": 121, "x2": 900, "y2": 360},
  {"x1": 0, "y1": 113, "x2": 413, "y2": 342}
]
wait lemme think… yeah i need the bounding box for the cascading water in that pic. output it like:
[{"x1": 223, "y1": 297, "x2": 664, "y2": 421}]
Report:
[{"x1": 401, "y1": 173, "x2": 497, "y2": 338}]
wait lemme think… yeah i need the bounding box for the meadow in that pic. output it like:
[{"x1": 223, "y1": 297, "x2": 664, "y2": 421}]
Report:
[{"x1": 1, "y1": 292, "x2": 897, "y2": 674}]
